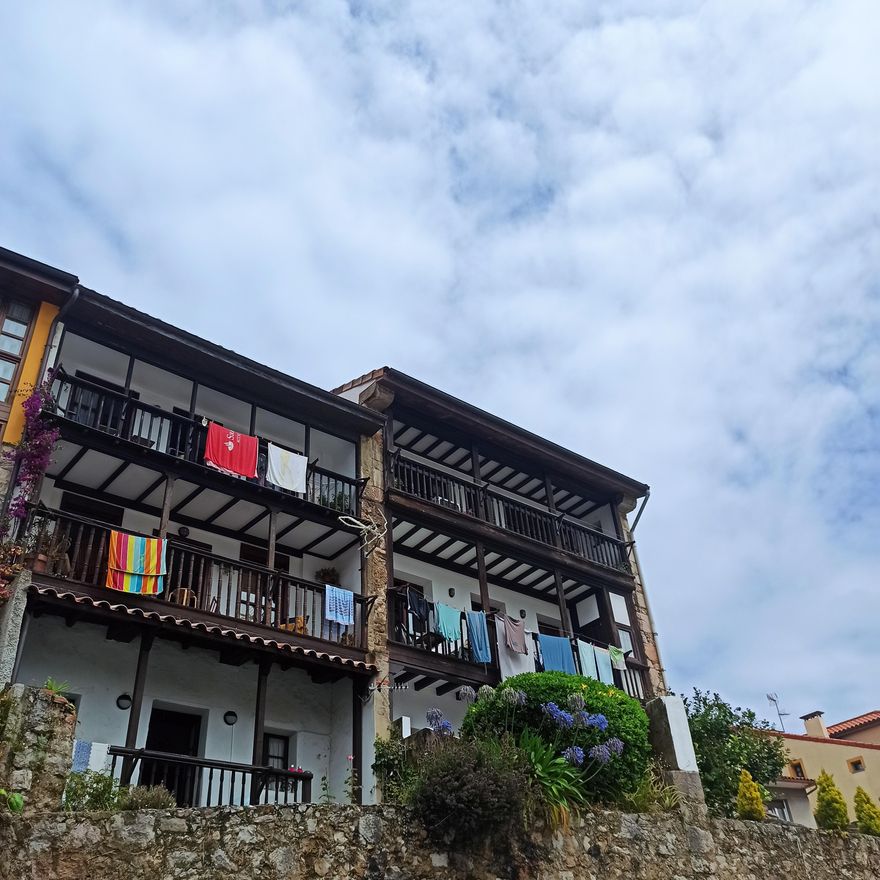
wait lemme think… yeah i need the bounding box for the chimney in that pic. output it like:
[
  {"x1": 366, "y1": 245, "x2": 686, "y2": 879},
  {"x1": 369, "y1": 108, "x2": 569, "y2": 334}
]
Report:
[{"x1": 801, "y1": 710, "x2": 828, "y2": 738}]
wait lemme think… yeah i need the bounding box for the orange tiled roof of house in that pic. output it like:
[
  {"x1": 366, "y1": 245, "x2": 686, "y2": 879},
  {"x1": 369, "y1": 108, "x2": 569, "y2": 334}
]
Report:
[{"x1": 827, "y1": 711, "x2": 880, "y2": 738}]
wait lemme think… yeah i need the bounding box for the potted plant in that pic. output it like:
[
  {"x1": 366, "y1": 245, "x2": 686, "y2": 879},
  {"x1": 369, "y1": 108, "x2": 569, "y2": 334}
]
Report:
[
  {"x1": 0, "y1": 540, "x2": 24, "y2": 598},
  {"x1": 315, "y1": 567, "x2": 340, "y2": 586},
  {"x1": 24, "y1": 526, "x2": 70, "y2": 575}
]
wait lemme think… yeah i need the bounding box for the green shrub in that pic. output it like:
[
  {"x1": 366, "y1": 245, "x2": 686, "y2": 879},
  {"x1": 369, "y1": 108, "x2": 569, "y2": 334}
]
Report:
[
  {"x1": 854, "y1": 786, "x2": 880, "y2": 836},
  {"x1": 461, "y1": 672, "x2": 650, "y2": 800},
  {"x1": 116, "y1": 785, "x2": 176, "y2": 811},
  {"x1": 63, "y1": 770, "x2": 119, "y2": 812},
  {"x1": 620, "y1": 760, "x2": 681, "y2": 813},
  {"x1": 409, "y1": 735, "x2": 530, "y2": 849},
  {"x1": 0, "y1": 787, "x2": 24, "y2": 814},
  {"x1": 814, "y1": 771, "x2": 848, "y2": 831},
  {"x1": 735, "y1": 769, "x2": 766, "y2": 820},
  {"x1": 372, "y1": 731, "x2": 417, "y2": 804}
]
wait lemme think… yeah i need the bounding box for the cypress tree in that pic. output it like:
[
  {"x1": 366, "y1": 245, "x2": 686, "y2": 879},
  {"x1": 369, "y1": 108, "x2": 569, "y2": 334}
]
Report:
[
  {"x1": 735, "y1": 768, "x2": 766, "y2": 820},
  {"x1": 814, "y1": 771, "x2": 848, "y2": 831}
]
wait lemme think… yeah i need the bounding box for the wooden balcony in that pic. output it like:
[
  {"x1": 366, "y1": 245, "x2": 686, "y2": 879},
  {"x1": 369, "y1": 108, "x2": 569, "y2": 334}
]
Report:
[
  {"x1": 391, "y1": 455, "x2": 631, "y2": 575},
  {"x1": 387, "y1": 589, "x2": 498, "y2": 687},
  {"x1": 50, "y1": 371, "x2": 359, "y2": 517},
  {"x1": 109, "y1": 746, "x2": 313, "y2": 807},
  {"x1": 26, "y1": 509, "x2": 371, "y2": 654}
]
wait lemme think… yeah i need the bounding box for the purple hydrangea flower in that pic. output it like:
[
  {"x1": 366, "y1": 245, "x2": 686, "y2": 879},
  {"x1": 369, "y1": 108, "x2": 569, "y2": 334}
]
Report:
[
  {"x1": 457, "y1": 685, "x2": 476, "y2": 703},
  {"x1": 567, "y1": 693, "x2": 586, "y2": 711},
  {"x1": 607, "y1": 737, "x2": 624, "y2": 756},
  {"x1": 426, "y1": 707, "x2": 443, "y2": 730},
  {"x1": 541, "y1": 702, "x2": 574, "y2": 728},
  {"x1": 438, "y1": 720, "x2": 454, "y2": 736},
  {"x1": 562, "y1": 746, "x2": 585, "y2": 767},
  {"x1": 589, "y1": 743, "x2": 612, "y2": 765},
  {"x1": 584, "y1": 713, "x2": 608, "y2": 732}
]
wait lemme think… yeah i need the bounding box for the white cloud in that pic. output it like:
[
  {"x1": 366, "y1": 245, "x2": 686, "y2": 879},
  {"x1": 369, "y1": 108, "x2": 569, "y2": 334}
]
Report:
[{"x1": 1, "y1": 0, "x2": 878, "y2": 725}]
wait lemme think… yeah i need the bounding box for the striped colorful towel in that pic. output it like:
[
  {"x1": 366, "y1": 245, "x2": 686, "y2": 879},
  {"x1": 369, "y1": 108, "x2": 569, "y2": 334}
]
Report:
[{"x1": 105, "y1": 530, "x2": 167, "y2": 595}]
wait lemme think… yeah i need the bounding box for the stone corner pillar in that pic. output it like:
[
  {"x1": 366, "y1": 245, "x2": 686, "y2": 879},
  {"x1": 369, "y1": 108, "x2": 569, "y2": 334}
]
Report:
[
  {"x1": 358, "y1": 428, "x2": 393, "y2": 803},
  {"x1": 0, "y1": 682, "x2": 77, "y2": 814},
  {"x1": 645, "y1": 695, "x2": 709, "y2": 825},
  {"x1": 0, "y1": 569, "x2": 31, "y2": 688}
]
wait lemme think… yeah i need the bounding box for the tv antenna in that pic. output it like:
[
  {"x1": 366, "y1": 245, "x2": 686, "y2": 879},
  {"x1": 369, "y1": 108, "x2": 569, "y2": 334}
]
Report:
[{"x1": 767, "y1": 693, "x2": 790, "y2": 732}]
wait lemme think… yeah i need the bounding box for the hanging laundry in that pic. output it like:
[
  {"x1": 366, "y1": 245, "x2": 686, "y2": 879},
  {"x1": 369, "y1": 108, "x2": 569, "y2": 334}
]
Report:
[
  {"x1": 204, "y1": 421, "x2": 258, "y2": 479},
  {"x1": 594, "y1": 646, "x2": 615, "y2": 685},
  {"x1": 576, "y1": 640, "x2": 598, "y2": 679},
  {"x1": 325, "y1": 585, "x2": 354, "y2": 626},
  {"x1": 502, "y1": 615, "x2": 528, "y2": 655},
  {"x1": 609, "y1": 645, "x2": 627, "y2": 671},
  {"x1": 406, "y1": 587, "x2": 428, "y2": 621},
  {"x1": 266, "y1": 442, "x2": 308, "y2": 493},
  {"x1": 537, "y1": 634, "x2": 576, "y2": 674},
  {"x1": 494, "y1": 623, "x2": 533, "y2": 678},
  {"x1": 435, "y1": 603, "x2": 462, "y2": 642},
  {"x1": 466, "y1": 611, "x2": 492, "y2": 663},
  {"x1": 105, "y1": 531, "x2": 167, "y2": 595}
]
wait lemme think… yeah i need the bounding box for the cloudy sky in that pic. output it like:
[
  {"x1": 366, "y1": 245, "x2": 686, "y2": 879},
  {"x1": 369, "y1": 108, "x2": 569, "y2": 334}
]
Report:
[{"x1": 2, "y1": 1, "x2": 878, "y2": 726}]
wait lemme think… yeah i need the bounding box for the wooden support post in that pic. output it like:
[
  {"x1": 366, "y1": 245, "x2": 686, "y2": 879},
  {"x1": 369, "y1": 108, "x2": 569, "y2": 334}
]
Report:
[
  {"x1": 266, "y1": 507, "x2": 278, "y2": 570},
  {"x1": 471, "y1": 444, "x2": 485, "y2": 519},
  {"x1": 554, "y1": 570, "x2": 573, "y2": 637},
  {"x1": 125, "y1": 632, "x2": 154, "y2": 750},
  {"x1": 352, "y1": 678, "x2": 365, "y2": 805},
  {"x1": 475, "y1": 541, "x2": 490, "y2": 612},
  {"x1": 157, "y1": 474, "x2": 177, "y2": 538},
  {"x1": 250, "y1": 659, "x2": 271, "y2": 804}
]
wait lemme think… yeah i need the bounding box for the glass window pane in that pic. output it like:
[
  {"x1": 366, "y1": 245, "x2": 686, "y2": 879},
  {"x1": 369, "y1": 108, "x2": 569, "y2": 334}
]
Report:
[
  {"x1": 610, "y1": 592, "x2": 631, "y2": 626},
  {"x1": 6, "y1": 302, "x2": 32, "y2": 322},
  {"x1": 0, "y1": 361, "x2": 15, "y2": 381},
  {"x1": 618, "y1": 629, "x2": 634, "y2": 656},
  {"x1": 0, "y1": 381, "x2": 10, "y2": 403},
  {"x1": 2, "y1": 319, "x2": 28, "y2": 338},
  {"x1": 0, "y1": 336, "x2": 22, "y2": 355}
]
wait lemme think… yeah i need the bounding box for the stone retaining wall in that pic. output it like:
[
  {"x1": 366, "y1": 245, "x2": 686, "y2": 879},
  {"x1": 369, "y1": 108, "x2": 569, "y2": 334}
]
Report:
[{"x1": 1, "y1": 802, "x2": 877, "y2": 880}]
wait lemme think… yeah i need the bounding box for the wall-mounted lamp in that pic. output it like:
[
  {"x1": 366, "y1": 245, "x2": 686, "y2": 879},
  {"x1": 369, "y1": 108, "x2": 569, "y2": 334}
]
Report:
[
  {"x1": 518, "y1": 609, "x2": 527, "y2": 619},
  {"x1": 223, "y1": 711, "x2": 238, "y2": 726},
  {"x1": 448, "y1": 587, "x2": 455, "y2": 598},
  {"x1": 178, "y1": 526, "x2": 190, "y2": 538},
  {"x1": 116, "y1": 694, "x2": 132, "y2": 711}
]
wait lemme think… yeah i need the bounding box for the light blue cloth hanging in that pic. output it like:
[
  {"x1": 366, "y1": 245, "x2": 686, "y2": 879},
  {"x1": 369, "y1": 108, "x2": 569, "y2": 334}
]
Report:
[
  {"x1": 71, "y1": 740, "x2": 92, "y2": 773},
  {"x1": 435, "y1": 603, "x2": 462, "y2": 642},
  {"x1": 538, "y1": 634, "x2": 576, "y2": 674},
  {"x1": 466, "y1": 611, "x2": 492, "y2": 663},
  {"x1": 594, "y1": 646, "x2": 615, "y2": 685},
  {"x1": 324, "y1": 585, "x2": 354, "y2": 626},
  {"x1": 576, "y1": 640, "x2": 598, "y2": 679}
]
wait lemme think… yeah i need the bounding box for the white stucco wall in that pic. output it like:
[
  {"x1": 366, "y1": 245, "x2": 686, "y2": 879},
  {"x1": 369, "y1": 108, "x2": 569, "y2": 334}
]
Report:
[{"x1": 16, "y1": 614, "x2": 364, "y2": 802}]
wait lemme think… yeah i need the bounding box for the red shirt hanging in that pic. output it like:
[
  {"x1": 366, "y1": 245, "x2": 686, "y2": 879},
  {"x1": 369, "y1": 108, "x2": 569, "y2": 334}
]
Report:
[{"x1": 204, "y1": 421, "x2": 258, "y2": 479}]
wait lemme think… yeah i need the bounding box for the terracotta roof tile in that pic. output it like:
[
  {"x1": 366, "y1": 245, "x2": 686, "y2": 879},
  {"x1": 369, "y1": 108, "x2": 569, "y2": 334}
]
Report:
[
  {"x1": 827, "y1": 711, "x2": 880, "y2": 737},
  {"x1": 31, "y1": 585, "x2": 376, "y2": 674}
]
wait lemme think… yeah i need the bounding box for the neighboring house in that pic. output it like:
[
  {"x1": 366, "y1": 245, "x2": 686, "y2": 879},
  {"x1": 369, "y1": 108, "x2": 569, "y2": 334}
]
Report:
[
  {"x1": 334, "y1": 368, "x2": 666, "y2": 733},
  {"x1": 0, "y1": 248, "x2": 385, "y2": 806},
  {"x1": 0, "y1": 249, "x2": 78, "y2": 491},
  {"x1": 768, "y1": 710, "x2": 880, "y2": 827}
]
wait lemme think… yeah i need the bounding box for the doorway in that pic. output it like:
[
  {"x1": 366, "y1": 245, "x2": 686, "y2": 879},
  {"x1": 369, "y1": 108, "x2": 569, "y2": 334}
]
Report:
[{"x1": 141, "y1": 707, "x2": 202, "y2": 806}]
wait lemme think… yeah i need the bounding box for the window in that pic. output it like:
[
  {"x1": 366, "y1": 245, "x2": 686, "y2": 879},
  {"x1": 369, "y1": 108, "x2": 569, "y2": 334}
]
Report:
[
  {"x1": 0, "y1": 300, "x2": 34, "y2": 404},
  {"x1": 240, "y1": 542, "x2": 291, "y2": 574},
  {"x1": 617, "y1": 628, "x2": 635, "y2": 657},
  {"x1": 790, "y1": 760, "x2": 806, "y2": 779},
  {"x1": 767, "y1": 799, "x2": 792, "y2": 822},
  {"x1": 848, "y1": 757, "x2": 866, "y2": 774},
  {"x1": 262, "y1": 733, "x2": 289, "y2": 771}
]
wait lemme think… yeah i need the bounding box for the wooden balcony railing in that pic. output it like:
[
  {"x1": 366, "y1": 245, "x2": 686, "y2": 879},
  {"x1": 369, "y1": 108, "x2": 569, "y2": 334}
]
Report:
[
  {"x1": 391, "y1": 455, "x2": 630, "y2": 574},
  {"x1": 529, "y1": 632, "x2": 648, "y2": 700},
  {"x1": 387, "y1": 589, "x2": 496, "y2": 667},
  {"x1": 50, "y1": 371, "x2": 359, "y2": 516},
  {"x1": 108, "y1": 746, "x2": 312, "y2": 807},
  {"x1": 26, "y1": 509, "x2": 369, "y2": 649}
]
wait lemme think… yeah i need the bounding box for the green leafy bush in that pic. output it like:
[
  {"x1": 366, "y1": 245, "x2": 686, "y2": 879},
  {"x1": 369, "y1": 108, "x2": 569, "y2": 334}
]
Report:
[
  {"x1": 814, "y1": 771, "x2": 849, "y2": 830},
  {"x1": 461, "y1": 672, "x2": 650, "y2": 800},
  {"x1": 409, "y1": 735, "x2": 530, "y2": 849},
  {"x1": 854, "y1": 786, "x2": 880, "y2": 836},
  {"x1": 620, "y1": 760, "x2": 681, "y2": 813},
  {"x1": 116, "y1": 785, "x2": 176, "y2": 811},
  {"x1": 372, "y1": 730, "x2": 417, "y2": 804},
  {"x1": 683, "y1": 689, "x2": 787, "y2": 818},
  {"x1": 0, "y1": 787, "x2": 24, "y2": 814},
  {"x1": 518, "y1": 730, "x2": 585, "y2": 829},
  {"x1": 63, "y1": 770, "x2": 119, "y2": 812}
]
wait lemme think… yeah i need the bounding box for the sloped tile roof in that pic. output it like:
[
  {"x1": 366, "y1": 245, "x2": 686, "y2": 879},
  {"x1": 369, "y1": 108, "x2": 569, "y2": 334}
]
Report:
[{"x1": 828, "y1": 711, "x2": 880, "y2": 738}]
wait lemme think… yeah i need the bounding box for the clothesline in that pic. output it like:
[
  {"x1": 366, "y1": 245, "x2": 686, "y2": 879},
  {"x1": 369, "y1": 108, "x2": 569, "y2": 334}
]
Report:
[{"x1": 487, "y1": 611, "x2": 624, "y2": 652}]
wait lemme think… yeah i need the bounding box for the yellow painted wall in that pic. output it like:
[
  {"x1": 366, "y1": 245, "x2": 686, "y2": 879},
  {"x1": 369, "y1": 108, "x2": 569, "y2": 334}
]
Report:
[
  {"x1": 834, "y1": 726, "x2": 880, "y2": 746},
  {"x1": 781, "y1": 733, "x2": 880, "y2": 817},
  {"x1": 2, "y1": 301, "x2": 59, "y2": 444}
]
